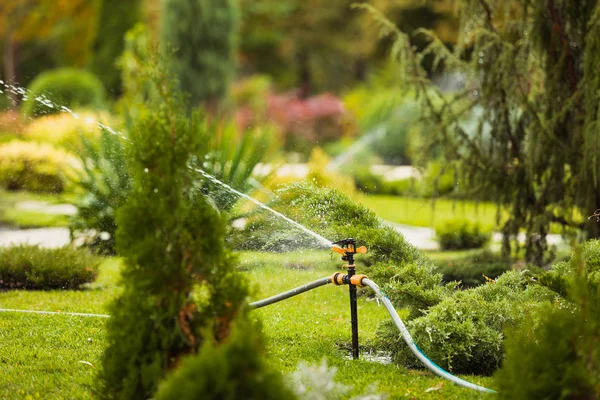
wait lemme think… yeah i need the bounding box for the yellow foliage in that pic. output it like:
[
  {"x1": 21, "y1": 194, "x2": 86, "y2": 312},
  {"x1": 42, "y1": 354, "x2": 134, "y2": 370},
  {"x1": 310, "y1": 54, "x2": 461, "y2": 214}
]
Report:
[
  {"x1": 0, "y1": 140, "x2": 79, "y2": 193},
  {"x1": 306, "y1": 147, "x2": 355, "y2": 196},
  {"x1": 24, "y1": 111, "x2": 114, "y2": 151}
]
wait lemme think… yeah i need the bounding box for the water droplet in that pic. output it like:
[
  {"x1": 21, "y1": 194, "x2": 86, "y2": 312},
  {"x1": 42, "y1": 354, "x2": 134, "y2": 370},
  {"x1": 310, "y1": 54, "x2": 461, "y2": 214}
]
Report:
[{"x1": 144, "y1": 168, "x2": 149, "y2": 173}]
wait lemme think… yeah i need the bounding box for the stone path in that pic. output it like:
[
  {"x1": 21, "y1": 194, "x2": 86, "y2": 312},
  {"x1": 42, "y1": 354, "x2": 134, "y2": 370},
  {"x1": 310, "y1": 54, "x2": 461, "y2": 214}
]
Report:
[{"x1": 0, "y1": 227, "x2": 71, "y2": 248}]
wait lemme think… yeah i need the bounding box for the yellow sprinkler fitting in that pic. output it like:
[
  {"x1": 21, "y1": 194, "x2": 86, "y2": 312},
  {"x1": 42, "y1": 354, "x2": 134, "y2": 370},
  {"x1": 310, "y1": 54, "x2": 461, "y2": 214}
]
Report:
[
  {"x1": 350, "y1": 274, "x2": 368, "y2": 287},
  {"x1": 356, "y1": 246, "x2": 368, "y2": 254},
  {"x1": 332, "y1": 246, "x2": 346, "y2": 255},
  {"x1": 332, "y1": 273, "x2": 346, "y2": 286}
]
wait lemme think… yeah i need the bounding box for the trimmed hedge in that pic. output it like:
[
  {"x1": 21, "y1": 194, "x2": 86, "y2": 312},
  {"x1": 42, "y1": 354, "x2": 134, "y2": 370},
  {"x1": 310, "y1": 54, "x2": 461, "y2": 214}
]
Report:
[
  {"x1": 0, "y1": 245, "x2": 100, "y2": 290},
  {"x1": 436, "y1": 219, "x2": 491, "y2": 250},
  {"x1": 0, "y1": 140, "x2": 78, "y2": 193},
  {"x1": 22, "y1": 68, "x2": 105, "y2": 117}
]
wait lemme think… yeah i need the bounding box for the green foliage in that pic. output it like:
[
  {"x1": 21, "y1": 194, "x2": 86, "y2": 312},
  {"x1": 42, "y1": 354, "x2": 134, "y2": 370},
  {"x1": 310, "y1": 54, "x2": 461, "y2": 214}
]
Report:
[
  {"x1": 495, "y1": 240, "x2": 600, "y2": 399},
  {"x1": 240, "y1": 183, "x2": 450, "y2": 316},
  {"x1": 22, "y1": 68, "x2": 105, "y2": 117},
  {"x1": 0, "y1": 245, "x2": 100, "y2": 290},
  {"x1": 0, "y1": 140, "x2": 77, "y2": 193},
  {"x1": 70, "y1": 129, "x2": 131, "y2": 255},
  {"x1": 89, "y1": 0, "x2": 142, "y2": 94},
  {"x1": 380, "y1": 270, "x2": 557, "y2": 375},
  {"x1": 436, "y1": 219, "x2": 491, "y2": 250},
  {"x1": 161, "y1": 0, "x2": 239, "y2": 106},
  {"x1": 359, "y1": 1, "x2": 600, "y2": 265},
  {"x1": 353, "y1": 168, "x2": 413, "y2": 196},
  {"x1": 99, "y1": 65, "x2": 250, "y2": 399},
  {"x1": 199, "y1": 122, "x2": 279, "y2": 211},
  {"x1": 155, "y1": 316, "x2": 296, "y2": 400},
  {"x1": 434, "y1": 250, "x2": 512, "y2": 287}
]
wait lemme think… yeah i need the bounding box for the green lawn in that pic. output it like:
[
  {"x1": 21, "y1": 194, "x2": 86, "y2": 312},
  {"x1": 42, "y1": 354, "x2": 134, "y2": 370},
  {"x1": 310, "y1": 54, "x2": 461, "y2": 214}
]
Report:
[
  {"x1": 0, "y1": 190, "x2": 74, "y2": 228},
  {"x1": 0, "y1": 252, "x2": 496, "y2": 399},
  {"x1": 356, "y1": 195, "x2": 502, "y2": 231}
]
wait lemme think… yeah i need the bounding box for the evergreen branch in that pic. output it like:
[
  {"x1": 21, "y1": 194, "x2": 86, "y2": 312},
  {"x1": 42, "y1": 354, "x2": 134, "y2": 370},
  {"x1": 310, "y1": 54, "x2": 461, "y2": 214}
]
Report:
[{"x1": 546, "y1": 0, "x2": 578, "y2": 93}]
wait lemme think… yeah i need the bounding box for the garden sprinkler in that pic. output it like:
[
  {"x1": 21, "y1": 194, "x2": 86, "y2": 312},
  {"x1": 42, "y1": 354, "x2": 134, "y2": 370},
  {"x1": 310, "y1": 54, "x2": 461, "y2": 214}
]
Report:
[{"x1": 331, "y1": 238, "x2": 368, "y2": 360}]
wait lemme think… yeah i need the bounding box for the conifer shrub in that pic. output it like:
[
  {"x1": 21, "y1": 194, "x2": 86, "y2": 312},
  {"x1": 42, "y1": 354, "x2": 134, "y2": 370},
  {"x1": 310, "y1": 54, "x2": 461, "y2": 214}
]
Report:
[
  {"x1": 22, "y1": 68, "x2": 106, "y2": 117},
  {"x1": 434, "y1": 250, "x2": 512, "y2": 287},
  {"x1": 99, "y1": 65, "x2": 273, "y2": 399},
  {"x1": 246, "y1": 183, "x2": 453, "y2": 317},
  {"x1": 155, "y1": 315, "x2": 296, "y2": 400},
  {"x1": 379, "y1": 270, "x2": 557, "y2": 375},
  {"x1": 436, "y1": 219, "x2": 491, "y2": 250},
  {"x1": 0, "y1": 245, "x2": 100, "y2": 290},
  {"x1": 161, "y1": 0, "x2": 239, "y2": 106},
  {"x1": 0, "y1": 140, "x2": 78, "y2": 193},
  {"x1": 494, "y1": 240, "x2": 600, "y2": 399}
]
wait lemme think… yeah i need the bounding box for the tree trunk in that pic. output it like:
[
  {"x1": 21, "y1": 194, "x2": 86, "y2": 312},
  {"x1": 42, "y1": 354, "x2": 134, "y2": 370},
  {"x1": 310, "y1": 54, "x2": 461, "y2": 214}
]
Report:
[{"x1": 2, "y1": 30, "x2": 18, "y2": 109}]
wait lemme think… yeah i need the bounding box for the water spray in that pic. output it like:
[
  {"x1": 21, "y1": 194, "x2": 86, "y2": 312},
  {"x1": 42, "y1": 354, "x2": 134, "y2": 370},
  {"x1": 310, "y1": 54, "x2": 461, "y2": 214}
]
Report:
[{"x1": 249, "y1": 239, "x2": 496, "y2": 393}]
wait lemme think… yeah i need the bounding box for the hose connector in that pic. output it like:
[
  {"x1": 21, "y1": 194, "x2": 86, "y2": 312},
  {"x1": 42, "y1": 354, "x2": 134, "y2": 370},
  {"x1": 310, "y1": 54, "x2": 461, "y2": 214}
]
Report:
[
  {"x1": 350, "y1": 274, "x2": 368, "y2": 287},
  {"x1": 331, "y1": 273, "x2": 369, "y2": 287}
]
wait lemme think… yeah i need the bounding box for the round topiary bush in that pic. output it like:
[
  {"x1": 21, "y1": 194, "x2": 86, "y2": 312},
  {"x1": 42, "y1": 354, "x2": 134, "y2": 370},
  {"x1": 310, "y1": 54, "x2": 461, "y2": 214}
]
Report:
[
  {"x1": 436, "y1": 219, "x2": 491, "y2": 250},
  {"x1": 0, "y1": 140, "x2": 78, "y2": 193},
  {"x1": 0, "y1": 245, "x2": 101, "y2": 290},
  {"x1": 22, "y1": 68, "x2": 105, "y2": 117}
]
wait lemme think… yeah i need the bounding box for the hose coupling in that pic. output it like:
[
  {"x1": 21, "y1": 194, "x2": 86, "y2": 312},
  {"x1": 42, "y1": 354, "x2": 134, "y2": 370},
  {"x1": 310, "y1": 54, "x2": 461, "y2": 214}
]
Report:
[
  {"x1": 331, "y1": 273, "x2": 369, "y2": 287},
  {"x1": 350, "y1": 274, "x2": 368, "y2": 287}
]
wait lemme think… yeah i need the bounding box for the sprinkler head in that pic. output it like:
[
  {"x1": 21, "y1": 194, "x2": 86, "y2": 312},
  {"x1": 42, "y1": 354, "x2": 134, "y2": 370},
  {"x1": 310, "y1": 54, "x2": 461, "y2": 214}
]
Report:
[{"x1": 332, "y1": 238, "x2": 367, "y2": 263}]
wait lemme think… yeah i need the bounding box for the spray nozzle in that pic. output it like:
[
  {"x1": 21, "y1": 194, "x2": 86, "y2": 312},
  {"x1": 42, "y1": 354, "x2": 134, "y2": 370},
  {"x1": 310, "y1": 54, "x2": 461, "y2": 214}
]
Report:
[{"x1": 331, "y1": 238, "x2": 367, "y2": 263}]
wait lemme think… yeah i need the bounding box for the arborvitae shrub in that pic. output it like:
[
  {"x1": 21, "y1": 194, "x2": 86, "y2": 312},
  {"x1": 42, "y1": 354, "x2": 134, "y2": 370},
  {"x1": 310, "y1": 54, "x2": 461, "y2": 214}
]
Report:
[
  {"x1": 0, "y1": 140, "x2": 77, "y2": 193},
  {"x1": 494, "y1": 240, "x2": 600, "y2": 399},
  {"x1": 22, "y1": 68, "x2": 105, "y2": 117},
  {"x1": 89, "y1": 0, "x2": 142, "y2": 93},
  {"x1": 0, "y1": 245, "x2": 100, "y2": 290},
  {"x1": 99, "y1": 66, "x2": 269, "y2": 398},
  {"x1": 155, "y1": 315, "x2": 296, "y2": 400},
  {"x1": 161, "y1": 0, "x2": 238, "y2": 106}
]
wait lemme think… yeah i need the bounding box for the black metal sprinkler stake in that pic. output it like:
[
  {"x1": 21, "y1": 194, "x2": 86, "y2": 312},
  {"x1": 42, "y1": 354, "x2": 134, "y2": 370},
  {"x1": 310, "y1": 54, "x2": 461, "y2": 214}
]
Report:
[{"x1": 332, "y1": 238, "x2": 367, "y2": 360}]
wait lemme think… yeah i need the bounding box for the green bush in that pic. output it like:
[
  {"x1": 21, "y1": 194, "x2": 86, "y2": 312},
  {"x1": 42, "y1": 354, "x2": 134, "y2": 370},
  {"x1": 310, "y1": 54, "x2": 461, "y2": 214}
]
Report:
[
  {"x1": 249, "y1": 183, "x2": 452, "y2": 317},
  {"x1": 70, "y1": 129, "x2": 131, "y2": 255},
  {"x1": 99, "y1": 65, "x2": 255, "y2": 399},
  {"x1": 0, "y1": 245, "x2": 100, "y2": 290},
  {"x1": 495, "y1": 240, "x2": 600, "y2": 399},
  {"x1": 353, "y1": 167, "x2": 413, "y2": 196},
  {"x1": 434, "y1": 250, "x2": 512, "y2": 287},
  {"x1": 379, "y1": 270, "x2": 558, "y2": 375},
  {"x1": 436, "y1": 219, "x2": 491, "y2": 250},
  {"x1": 161, "y1": 0, "x2": 238, "y2": 106},
  {"x1": 0, "y1": 140, "x2": 77, "y2": 193},
  {"x1": 22, "y1": 68, "x2": 105, "y2": 117},
  {"x1": 90, "y1": 0, "x2": 142, "y2": 93},
  {"x1": 155, "y1": 316, "x2": 296, "y2": 400}
]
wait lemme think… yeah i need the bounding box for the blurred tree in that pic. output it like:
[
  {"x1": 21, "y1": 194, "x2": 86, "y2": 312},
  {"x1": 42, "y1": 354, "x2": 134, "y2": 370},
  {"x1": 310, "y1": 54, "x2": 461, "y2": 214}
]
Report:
[
  {"x1": 89, "y1": 0, "x2": 142, "y2": 95},
  {"x1": 360, "y1": 1, "x2": 600, "y2": 265},
  {"x1": 239, "y1": 0, "x2": 457, "y2": 93},
  {"x1": 160, "y1": 0, "x2": 239, "y2": 108},
  {"x1": 0, "y1": 0, "x2": 98, "y2": 103}
]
